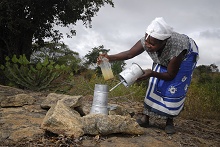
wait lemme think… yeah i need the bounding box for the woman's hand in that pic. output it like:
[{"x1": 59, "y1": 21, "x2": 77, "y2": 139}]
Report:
[
  {"x1": 97, "y1": 53, "x2": 109, "y2": 65},
  {"x1": 136, "y1": 69, "x2": 153, "y2": 81}
]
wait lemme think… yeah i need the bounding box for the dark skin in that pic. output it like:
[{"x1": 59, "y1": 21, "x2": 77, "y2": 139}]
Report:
[{"x1": 98, "y1": 33, "x2": 187, "y2": 81}]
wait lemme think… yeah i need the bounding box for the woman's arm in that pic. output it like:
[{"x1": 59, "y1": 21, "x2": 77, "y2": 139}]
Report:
[
  {"x1": 105, "y1": 40, "x2": 145, "y2": 61},
  {"x1": 138, "y1": 50, "x2": 187, "y2": 81}
]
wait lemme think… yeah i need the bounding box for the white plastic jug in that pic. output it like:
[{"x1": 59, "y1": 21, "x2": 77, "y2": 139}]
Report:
[
  {"x1": 109, "y1": 63, "x2": 144, "y2": 91},
  {"x1": 119, "y1": 63, "x2": 144, "y2": 87}
]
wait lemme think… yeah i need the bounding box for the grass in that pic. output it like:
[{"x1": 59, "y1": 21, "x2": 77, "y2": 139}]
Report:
[
  {"x1": 61, "y1": 74, "x2": 147, "y2": 102},
  {"x1": 181, "y1": 81, "x2": 220, "y2": 120}
]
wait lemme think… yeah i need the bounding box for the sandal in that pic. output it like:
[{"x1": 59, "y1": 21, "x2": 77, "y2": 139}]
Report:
[
  {"x1": 165, "y1": 125, "x2": 176, "y2": 134},
  {"x1": 136, "y1": 119, "x2": 149, "y2": 128}
]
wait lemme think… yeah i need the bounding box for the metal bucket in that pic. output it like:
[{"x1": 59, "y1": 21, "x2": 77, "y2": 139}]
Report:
[
  {"x1": 90, "y1": 105, "x2": 108, "y2": 115},
  {"x1": 90, "y1": 84, "x2": 109, "y2": 115},
  {"x1": 119, "y1": 63, "x2": 144, "y2": 87}
]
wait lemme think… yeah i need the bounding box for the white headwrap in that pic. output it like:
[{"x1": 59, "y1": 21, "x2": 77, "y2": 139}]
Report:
[{"x1": 146, "y1": 17, "x2": 173, "y2": 40}]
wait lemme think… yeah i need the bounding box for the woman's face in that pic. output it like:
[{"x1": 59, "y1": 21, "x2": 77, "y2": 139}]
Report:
[{"x1": 144, "y1": 33, "x2": 166, "y2": 52}]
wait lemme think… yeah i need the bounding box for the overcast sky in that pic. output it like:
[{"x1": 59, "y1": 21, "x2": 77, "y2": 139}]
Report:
[{"x1": 59, "y1": 0, "x2": 220, "y2": 69}]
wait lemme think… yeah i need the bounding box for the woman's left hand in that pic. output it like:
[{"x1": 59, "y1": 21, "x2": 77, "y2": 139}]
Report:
[{"x1": 136, "y1": 69, "x2": 152, "y2": 81}]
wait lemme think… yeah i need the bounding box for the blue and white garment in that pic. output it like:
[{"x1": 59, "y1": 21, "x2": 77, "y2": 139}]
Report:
[{"x1": 143, "y1": 38, "x2": 199, "y2": 118}]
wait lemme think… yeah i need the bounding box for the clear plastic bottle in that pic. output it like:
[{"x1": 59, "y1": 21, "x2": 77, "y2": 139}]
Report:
[{"x1": 99, "y1": 52, "x2": 114, "y2": 80}]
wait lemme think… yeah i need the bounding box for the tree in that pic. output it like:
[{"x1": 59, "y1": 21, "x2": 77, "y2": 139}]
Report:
[
  {"x1": 83, "y1": 45, "x2": 109, "y2": 68},
  {"x1": 31, "y1": 42, "x2": 81, "y2": 73},
  {"x1": 194, "y1": 65, "x2": 212, "y2": 84},
  {"x1": 194, "y1": 65, "x2": 212, "y2": 74},
  {"x1": 210, "y1": 63, "x2": 219, "y2": 72},
  {"x1": 0, "y1": 0, "x2": 114, "y2": 65}
]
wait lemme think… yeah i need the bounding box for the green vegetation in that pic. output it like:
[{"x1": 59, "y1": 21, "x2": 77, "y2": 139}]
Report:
[
  {"x1": 0, "y1": 55, "x2": 68, "y2": 91},
  {"x1": 64, "y1": 74, "x2": 147, "y2": 102},
  {"x1": 181, "y1": 72, "x2": 220, "y2": 120}
]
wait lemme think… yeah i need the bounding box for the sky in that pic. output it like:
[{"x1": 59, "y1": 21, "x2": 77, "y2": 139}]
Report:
[{"x1": 59, "y1": 0, "x2": 220, "y2": 69}]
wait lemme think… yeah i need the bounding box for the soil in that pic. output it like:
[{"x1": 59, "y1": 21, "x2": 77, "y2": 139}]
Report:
[{"x1": 0, "y1": 85, "x2": 220, "y2": 147}]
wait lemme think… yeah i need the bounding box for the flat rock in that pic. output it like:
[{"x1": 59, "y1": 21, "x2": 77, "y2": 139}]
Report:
[
  {"x1": 1, "y1": 94, "x2": 35, "y2": 107},
  {"x1": 40, "y1": 93, "x2": 82, "y2": 109}
]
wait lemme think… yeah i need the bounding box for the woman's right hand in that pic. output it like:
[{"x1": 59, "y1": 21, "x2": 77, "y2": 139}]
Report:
[
  {"x1": 136, "y1": 69, "x2": 153, "y2": 81},
  {"x1": 97, "y1": 53, "x2": 109, "y2": 65}
]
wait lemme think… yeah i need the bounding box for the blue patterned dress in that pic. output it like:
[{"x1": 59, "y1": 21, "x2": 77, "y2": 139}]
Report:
[{"x1": 140, "y1": 32, "x2": 199, "y2": 118}]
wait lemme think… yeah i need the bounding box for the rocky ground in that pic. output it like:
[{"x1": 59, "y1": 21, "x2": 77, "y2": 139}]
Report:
[{"x1": 0, "y1": 85, "x2": 220, "y2": 147}]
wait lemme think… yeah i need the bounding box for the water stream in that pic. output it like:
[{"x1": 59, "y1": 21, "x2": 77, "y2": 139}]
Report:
[{"x1": 109, "y1": 80, "x2": 124, "y2": 92}]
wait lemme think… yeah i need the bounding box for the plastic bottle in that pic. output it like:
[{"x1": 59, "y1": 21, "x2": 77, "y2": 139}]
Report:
[{"x1": 99, "y1": 52, "x2": 114, "y2": 80}]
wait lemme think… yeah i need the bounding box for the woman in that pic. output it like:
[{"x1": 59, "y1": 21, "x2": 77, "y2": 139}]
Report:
[{"x1": 98, "y1": 17, "x2": 199, "y2": 134}]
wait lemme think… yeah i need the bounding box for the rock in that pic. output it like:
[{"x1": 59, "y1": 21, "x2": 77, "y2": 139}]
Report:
[
  {"x1": 0, "y1": 100, "x2": 47, "y2": 144},
  {"x1": 60, "y1": 95, "x2": 83, "y2": 109},
  {"x1": 79, "y1": 95, "x2": 93, "y2": 115},
  {"x1": 0, "y1": 85, "x2": 25, "y2": 96},
  {"x1": 41, "y1": 98, "x2": 144, "y2": 137},
  {"x1": 40, "y1": 93, "x2": 82, "y2": 109},
  {"x1": 9, "y1": 126, "x2": 44, "y2": 142},
  {"x1": 108, "y1": 104, "x2": 132, "y2": 117},
  {"x1": 1, "y1": 94, "x2": 35, "y2": 107},
  {"x1": 0, "y1": 86, "x2": 146, "y2": 143},
  {"x1": 81, "y1": 114, "x2": 145, "y2": 135},
  {"x1": 41, "y1": 99, "x2": 84, "y2": 138}
]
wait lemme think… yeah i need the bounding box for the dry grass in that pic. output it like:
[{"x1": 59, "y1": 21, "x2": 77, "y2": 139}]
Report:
[{"x1": 181, "y1": 82, "x2": 220, "y2": 120}]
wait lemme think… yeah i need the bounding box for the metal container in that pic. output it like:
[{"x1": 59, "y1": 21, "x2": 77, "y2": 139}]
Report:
[
  {"x1": 94, "y1": 84, "x2": 108, "y2": 92},
  {"x1": 119, "y1": 63, "x2": 144, "y2": 87},
  {"x1": 90, "y1": 84, "x2": 109, "y2": 115},
  {"x1": 90, "y1": 105, "x2": 108, "y2": 115}
]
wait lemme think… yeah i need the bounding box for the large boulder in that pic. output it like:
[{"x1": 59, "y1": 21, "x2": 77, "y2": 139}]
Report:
[
  {"x1": 82, "y1": 114, "x2": 144, "y2": 135},
  {"x1": 41, "y1": 99, "x2": 84, "y2": 138}
]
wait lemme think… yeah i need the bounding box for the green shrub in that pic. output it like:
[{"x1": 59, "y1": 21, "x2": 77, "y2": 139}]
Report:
[{"x1": 1, "y1": 54, "x2": 68, "y2": 91}]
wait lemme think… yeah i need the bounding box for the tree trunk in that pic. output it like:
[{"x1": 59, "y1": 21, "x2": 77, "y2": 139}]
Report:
[
  {"x1": 1, "y1": 29, "x2": 34, "y2": 63},
  {"x1": 0, "y1": 29, "x2": 34, "y2": 85}
]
